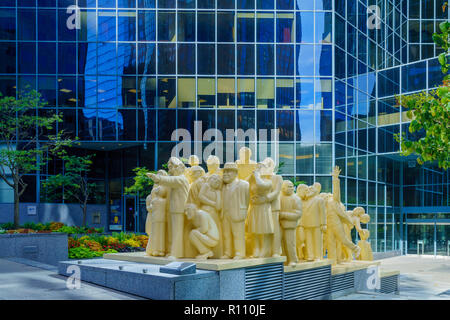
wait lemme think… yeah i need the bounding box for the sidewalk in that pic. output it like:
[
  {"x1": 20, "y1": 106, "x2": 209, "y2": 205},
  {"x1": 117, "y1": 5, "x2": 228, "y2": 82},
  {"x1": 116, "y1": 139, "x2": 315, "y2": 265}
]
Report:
[
  {"x1": 338, "y1": 255, "x2": 450, "y2": 300},
  {"x1": 0, "y1": 258, "x2": 142, "y2": 300}
]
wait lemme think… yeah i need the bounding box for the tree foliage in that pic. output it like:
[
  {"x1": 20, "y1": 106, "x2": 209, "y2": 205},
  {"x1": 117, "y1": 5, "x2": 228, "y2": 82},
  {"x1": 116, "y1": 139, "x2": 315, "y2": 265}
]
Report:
[
  {"x1": 396, "y1": 21, "x2": 450, "y2": 170},
  {"x1": 124, "y1": 167, "x2": 155, "y2": 198},
  {"x1": 0, "y1": 89, "x2": 69, "y2": 227},
  {"x1": 41, "y1": 153, "x2": 97, "y2": 227}
]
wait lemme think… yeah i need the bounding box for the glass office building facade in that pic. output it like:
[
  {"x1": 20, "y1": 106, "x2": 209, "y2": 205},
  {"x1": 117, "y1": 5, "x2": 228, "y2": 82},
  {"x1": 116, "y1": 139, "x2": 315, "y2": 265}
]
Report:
[{"x1": 0, "y1": 0, "x2": 448, "y2": 255}]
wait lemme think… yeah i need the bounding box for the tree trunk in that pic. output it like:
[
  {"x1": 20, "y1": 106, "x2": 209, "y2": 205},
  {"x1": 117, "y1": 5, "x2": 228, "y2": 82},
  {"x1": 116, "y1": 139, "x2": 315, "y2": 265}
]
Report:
[
  {"x1": 82, "y1": 202, "x2": 87, "y2": 227},
  {"x1": 14, "y1": 186, "x2": 20, "y2": 228}
]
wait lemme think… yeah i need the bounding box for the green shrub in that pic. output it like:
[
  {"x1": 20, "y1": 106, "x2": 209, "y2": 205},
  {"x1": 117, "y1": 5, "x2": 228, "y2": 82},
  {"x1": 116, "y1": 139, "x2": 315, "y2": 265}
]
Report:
[{"x1": 0, "y1": 223, "x2": 15, "y2": 230}]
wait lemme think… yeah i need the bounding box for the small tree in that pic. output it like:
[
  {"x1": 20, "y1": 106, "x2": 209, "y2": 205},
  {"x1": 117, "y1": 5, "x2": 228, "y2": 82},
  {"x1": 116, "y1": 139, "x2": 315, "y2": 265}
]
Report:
[
  {"x1": 41, "y1": 153, "x2": 97, "y2": 227},
  {"x1": 124, "y1": 167, "x2": 155, "y2": 198},
  {"x1": 0, "y1": 90, "x2": 67, "y2": 227},
  {"x1": 395, "y1": 21, "x2": 450, "y2": 170}
]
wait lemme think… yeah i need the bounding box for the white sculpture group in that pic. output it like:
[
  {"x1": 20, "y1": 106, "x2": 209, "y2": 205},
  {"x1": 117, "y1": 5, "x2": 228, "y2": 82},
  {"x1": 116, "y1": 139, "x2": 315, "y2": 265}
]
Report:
[{"x1": 145, "y1": 148, "x2": 373, "y2": 266}]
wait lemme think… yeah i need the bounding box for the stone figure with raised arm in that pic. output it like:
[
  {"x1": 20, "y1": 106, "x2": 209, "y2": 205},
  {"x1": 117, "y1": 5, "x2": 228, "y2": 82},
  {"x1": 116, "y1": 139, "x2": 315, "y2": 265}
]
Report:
[
  {"x1": 247, "y1": 163, "x2": 275, "y2": 258},
  {"x1": 221, "y1": 162, "x2": 249, "y2": 259},
  {"x1": 261, "y1": 157, "x2": 284, "y2": 257},
  {"x1": 235, "y1": 147, "x2": 257, "y2": 181},
  {"x1": 198, "y1": 174, "x2": 223, "y2": 258},
  {"x1": 280, "y1": 180, "x2": 303, "y2": 266},
  {"x1": 147, "y1": 157, "x2": 189, "y2": 259},
  {"x1": 185, "y1": 204, "x2": 219, "y2": 260},
  {"x1": 145, "y1": 170, "x2": 169, "y2": 257},
  {"x1": 323, "y1": 166, "x2": 361, "y2": 265},
  {"x1": 296, "y1": 182, "x2": 326, "y2": 261}
]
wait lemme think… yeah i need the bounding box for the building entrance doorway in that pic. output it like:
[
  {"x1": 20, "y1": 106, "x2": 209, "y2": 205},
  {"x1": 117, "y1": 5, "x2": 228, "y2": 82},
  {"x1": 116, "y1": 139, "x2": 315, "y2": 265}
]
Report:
[{"x1": 124, "y1": 196, "x2": 137, "y2": 232}]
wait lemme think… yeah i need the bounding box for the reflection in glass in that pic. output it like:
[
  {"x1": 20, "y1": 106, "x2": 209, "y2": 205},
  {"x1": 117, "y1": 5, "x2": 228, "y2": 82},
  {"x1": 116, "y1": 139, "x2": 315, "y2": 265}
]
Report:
[
  {"x1": 277, "y1": 110, "x2": 294, "y2": 141},
  {"x1": 38, "y1": 9, "x2": 56, "y2": 41},
  {"x1": 296, "y1": 12, "x2": 313, "y2": 43},
  {"x1": 178, "y1": 44, "x2": 195, "y2": 74},
  {"x1": 276, "y1": 78, "x2": 294, "y2": 109},
  {"x1": 158, "y1": 77, "x2": 176, "y2": 108},
  {"x1": 315, "y1": 78, "x2": 332, "y2": 109},
  {"x1": 118, "y1": 10, "x2": 136, "y2": 42},
  {"x1": 237, "y1": 44, "x2": 255, "y2": 75},
  {"x1": 138, "y1": 76, "x2": 156, "y2": 108},
  {"x1": 277, "y1": 45, "x2": 294, "y2": 75},
  {"x1": 38, "y1": 43, "x2": 56, "y2": 75},
  {"x1": 257, "y1": 44, "x2": 274, "y2": 75},
  {"x1": 257, "y1": 13, "x2": 274, "y2": 42},
  {"x1": 276, "y1": 13, "x2": 294, "y2": 43},
  {"x1": 217, "y1": 12, "x2": 235, "y2": 42},
  {"x1": 120, "y1": 76, "x2": 137, "y2": 108},
  {"x1": 218, "y1": 78, "x2": 235, "y2": 108},
  {"x1": 315, "y1": 143, "x2": 332, "y2": 174},
  {"x1": 296, "y1": 44, "x2": 314, "y2": 76},
  {"x1": 238, "y1": 78, "x2": 255, "y2": 108},
  {"x1": 237, "y1": 12, "x2": 254, "y2": 42},
  {"x1": 138, "y1": 10, "x2": 156, "y2": 41},
  {"x1": 118, "y1": 43, "x2": 137, "y2": 75},
  {"x1": 158, "y1": 44, "x2": 176, "y2": 74},
  {"x1": 98, "y1": 10, "x2": 116, "y2": 41},
  {"x1": 198, "y1": 78, "x2": 215, "y2": 108},
  {"x1": 198, "y1": 44, "x2": 215, "y2": 75},
  {"x1": 218, "y1": 44, "x2": 235, "y2": 75},
  {"x1": 198, "y1": 12, "x2": 215, "y2": 42},
  {"x1": 158, "y1": 11, "x2": 176, "y2": 41},
  {"x1": 58, "y1": 77, "x2": 77, "y2": 107},
  {"x1": 296, "y1": 110, "x2": 314, "y2": 142},
  {"x1": 296, "y1": 78, "x2": 314, "y2": 108},
  {"x1": 38, "y1": 76, "x2": 56, "y2": 107},
  {"x1": 138, "y1": 43, "x2": 156, "y2": 74},
  {"x1": 178, "y1": 11, "x2": 195, "y2": 42},
  {"x1": 257, "y1": 78, "x2": 275, "y2": 109},
  {"x1": 178, "y1": 77, "x2": 195, "y2": 108},
  {"x1": 97, "y1": 42, "x2": 116, "y2": 75},
  {"x1": 296, "y1": 144, "x2": 313, "y2": 174}
]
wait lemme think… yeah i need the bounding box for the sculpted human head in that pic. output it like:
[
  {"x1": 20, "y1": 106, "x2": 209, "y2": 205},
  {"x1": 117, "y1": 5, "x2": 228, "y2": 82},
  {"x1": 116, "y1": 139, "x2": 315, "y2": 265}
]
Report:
[
  {"x1": 353, "y1": 207, "x2": 365, "y2": 217},
  {"x1": 185, "y1": 203, "x2": 197, "y2": 220},
  {"x1": 191, "y1": 166, "x2": 205, "y2": 182},
  {"x1": 167, "y1": 157, "x2": 185, "y2": 176},
  {"x1": 282, "y1": 180, "x2": 294, "y2": 196},
  {"x1": 261, "y1": 158, "x2": 275, "y2": 176},
  {"x1": 188, "y1": 155, "x2": 200, "y2": 167},
  {"x1": 307, "y1": 182, "x2": 321, "y2": 198},
  {"x1": 206, "y1": 155, "x2": 220, "y2": 173},
  {"x1": 296, "y1": 184, "x2": 308, "y2": 199},
  {"x1": 222, "y1": 163, "x2": 238, "y2": 184},
  {"x1": 239, "y1": 147, "x2": 252, "y2": 163},
  {"x1": 208, "y1": 174, "x2": 222, "y2": 190}
]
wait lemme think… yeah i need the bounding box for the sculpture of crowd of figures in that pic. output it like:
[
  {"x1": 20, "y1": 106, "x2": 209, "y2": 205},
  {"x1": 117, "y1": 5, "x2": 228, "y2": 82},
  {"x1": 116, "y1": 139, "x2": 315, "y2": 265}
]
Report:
[{"x1": 145, "y1": 147, "x2": 373, "y2": 266}]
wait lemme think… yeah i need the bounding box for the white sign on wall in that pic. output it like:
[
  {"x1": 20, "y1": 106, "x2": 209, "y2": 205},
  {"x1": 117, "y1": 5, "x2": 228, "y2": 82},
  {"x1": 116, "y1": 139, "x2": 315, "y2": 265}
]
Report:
[{"x1": 27, "y1": 206, "x2": 37, "y2": 216}]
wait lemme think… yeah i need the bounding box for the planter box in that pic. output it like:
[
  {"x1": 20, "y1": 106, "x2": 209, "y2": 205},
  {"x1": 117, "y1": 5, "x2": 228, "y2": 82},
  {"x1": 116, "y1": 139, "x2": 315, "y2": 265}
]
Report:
[{"x1": 0, "y1": 233, "x2": 68, "y2": 266}]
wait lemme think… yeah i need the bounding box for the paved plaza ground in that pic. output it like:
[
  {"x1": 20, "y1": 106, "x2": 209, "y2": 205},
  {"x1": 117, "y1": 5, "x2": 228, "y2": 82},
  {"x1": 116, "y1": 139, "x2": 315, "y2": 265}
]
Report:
[{"x1": 0, "y1": 255, "x2": 448, "y2": 300}]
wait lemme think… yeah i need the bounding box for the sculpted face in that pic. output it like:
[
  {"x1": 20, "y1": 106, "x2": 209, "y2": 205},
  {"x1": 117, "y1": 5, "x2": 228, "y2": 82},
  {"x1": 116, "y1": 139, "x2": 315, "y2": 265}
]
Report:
[
  {"x1": 206, "y1": 156, "x2": 220, "y2": 172},
  {"x1": 282, "y1": 181, "x2": 294, "y2": 196},
  {"x1": 167, "y1": 158, "x2": 185, "y2": 176},
  {"x1": 208, "y1": 174, "x2": 222, "y2": 189},
  {"x1": 222, "y1": 169, "x2": 237, "y2": 184},
  {"x1": 239, "y1": 147, "x2": 252, "y2": 162},
  {"x1": 191, "y1": 166, "x2": 205, "y2": 181},
  {"x1": 296, "y1": 184, "x2": 308, "y2": 199},
  {"x1": 185, "y1": 204, "x2": 196, "y2": 220},
  {"x1": 307, "y1": 182, "x2": 321, "y2": 198}
]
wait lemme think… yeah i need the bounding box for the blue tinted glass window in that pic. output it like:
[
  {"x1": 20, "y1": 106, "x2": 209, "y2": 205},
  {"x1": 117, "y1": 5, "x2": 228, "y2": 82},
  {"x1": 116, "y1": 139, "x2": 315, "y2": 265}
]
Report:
[
  {"x1": 217, "y1": 44, "x2": 235, "y2": 75},
  {"x1": 428, "y1": 58, "x2": 447, "y2": 88},
  {"x1": 98, "y1": 11, "x2": 116, "y2": 41},
  {"x1": 237, "y1": 44, "x2": 255, "y2": 75},
  {"x1": 118, "y1": 11, "x2": 136, "y2": 41},
  {"x1": 315, "y1": 12, "x2": 332, "y2": 44},
  {"x1": 120, "y1": 77, "x2": 137, "y2": 107},
  {"x1": 157, "y1": 78, "x2": 175, "y2": 108},
  {"x1": 118, "y1": 109, "x2": 136, "y2": 140},
  {"x1": 334, "y1": 47, "x2": 345, "y2": 78},
  {"x1": 138, "y1": 10, "x2": 156, "y2": 41},
  {"x1": 296, "y1": 78, "x2": 314, "y2": 108},
  {"x1": 296, "y1": 44, "x2": 314, "y2": 76},
  {"x1": 198, "y1": 12, "x2": 215, "y2": 42},
  {"x1": 257, "y1": 0, "x2": 273, "y2": 9},
  {"x1": 257, "y1": 44, "x2": 274, "y2": 75},
  {"x1": 158, "y1": 0, "x2": 175, "y2": 8},
  {"x1": 158, "y1": 44, "x2": 176, "y2": 74},
  {"x1": 0, "y1": 1, "x2": 16, "y2": 7},
  {"x1": 138, "y1": 43, "x2": 156, "y2": 74},
  {"x1": 257, "y1": 110, "x2": 275, "y2": 133},
  {"x1": 198, "y1": 0, "x2": 215, "y2": 8},
  {"x1": 178, "y1": 11, "x2": 195, "y2": 41},
  {"x1": 178, "y1": 0, "x2": 194, "y2": 8},
  {"x1": 198, "y1": 44, "x2": 215, "y2": 75},
  {"x1": 277, "y1": 45, "x2": 294, "y2": 75},
  {"x1": 38, "y1": 0, "x2": 55, "y2": 6},
  {"x1": 238, "y1": 0, "x2": 254, "y2": 9},
  {"x1": 218, "y1": 12, "x2": 235, "y2": 42},
  {"x1": 237, "y1": 13, "x2": 254, "y2": 42},
  {"x1": 315, "y1": 78, "x2": 332, "y2": 109},
  {"x1": 296, "y1": 110, "x2": 314, "y2": 142},
  {"x1": 18, "y1": 0, "x2": 36, "y2": 6},
  {"x1": 347, "y1": 24, "x2": 356, "y2": 56},
  {"x1": 118, "y1": 43, "x2": 136, "y2": 74},
  {"x1": 18, "y1": 9, "x2": 35, "y2": 40},
  {"x1": 58, "y1": 9, "x2": 76, "y2": 41},
  {"x1": 377, "y1": 68, "x2": 399, "y2": 97},
  {"x1": 98, "y1": 76, "x2": 118, "y2": 108},
  {"x1": 296, "y1": 12, "x2": 314, "y2": 43},
  {"x1": 38, "y1": 76, "x2": 56, "y2": 107},
  {"x1": 316, "y1": 111, "x2": 332, "y2": 141},
  {"x1": 276, "y1": 110, "x2": 294, "y2": 141},
  {"x1": 276, "y1": 79, "x2": 294, "y2": 109},
  {"x1": 38, "y1": 43, "x2": 56, "y2": 74},
  {"x1": 98, "y1": 109, "x2": 117, "y2": 141},
  {"x1": 99, "y1": 0, "x2": 116, "y2": 7},
  {"x1": 257, "y1": 13, "x2": 274, "y2": 42},
  {"x1": 38, "y1": 9, "x2": 56, "y2": 41},
  {"x1": 0, "y1": 9, "x2": 16, "y2": 40},
  {"x1": 335, "y1": 80, "x2": 345, "y2": 106},
  {"x1": 79, "y1": 10, "x2": 96, "y2": 41},
  {"x1": 277, "y1": 14, "x2": 294, "y2": 43},
  {"x1": 138, "y1": 77, "x2": 156, "y2": 108},
  {"x1": 118, "y1": 0, "x2": 136, "y2": 8},
  {"x1": 277, "y1": 0, "x2": 293, "y2": 10},
  {"x1": 347, "y1": 0, "x2": 357, "y2": 26},
  {"x1": 138, "y1": 0, "x2": 155, "y2": 8},
  {"x1": 0, "y1": 76, "x2": 16, "y2": 97},
  {"x1": 296, "y1": 0, "x2": 313, "y2": 10},
  {"x1": 97, "y1": 42, "x2": 116, "y2": 75},
  {"x1": 158, "y1": 11, "x2": 175, "y2": 41},
  {"x1": 316, "y1": 44, "x2": 332, "y2": 76},
  {"x1": 401, "y1": 61, "x2": 426, "y2": 93},
  {"x1": 58, "y1": 77, "x2": 76, "y2": 107},
  {"x1": 178, "y1": 44, "x2": 195, "y2": 74},
  {"x1": 18, "y1": 42, "x2": 36, "y2": 74},
  {"x1": 218, "y1": 0, "x2": 234, "y2": 9},
  {"x1": 316, "y1": 0, "x2": 332, "y2": 10},
  {"x1": 78, "y1": 43, "x2": 97, "y2": 75}
]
